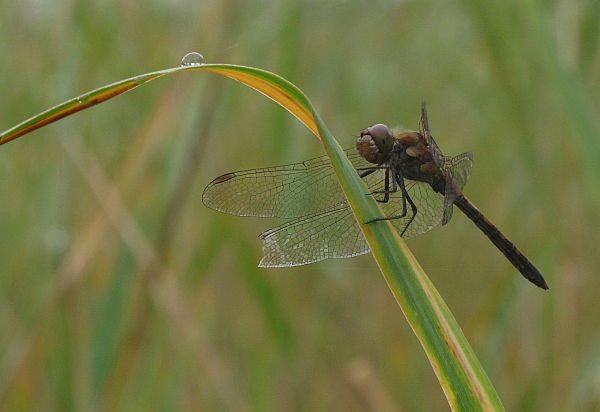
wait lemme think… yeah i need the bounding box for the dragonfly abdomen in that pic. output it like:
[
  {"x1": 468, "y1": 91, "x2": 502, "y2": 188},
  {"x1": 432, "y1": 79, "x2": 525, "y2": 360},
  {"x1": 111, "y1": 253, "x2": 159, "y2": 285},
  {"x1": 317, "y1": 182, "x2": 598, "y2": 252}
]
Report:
[{"x1": 454, "y1": 195, "x2": 549, "y2": 290}]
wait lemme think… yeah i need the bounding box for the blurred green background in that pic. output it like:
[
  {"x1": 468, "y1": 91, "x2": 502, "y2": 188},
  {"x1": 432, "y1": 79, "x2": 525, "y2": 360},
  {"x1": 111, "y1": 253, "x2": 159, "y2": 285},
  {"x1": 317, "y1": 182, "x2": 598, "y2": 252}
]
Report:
[{"x1": 1, "y1": 0, "x2": 599, "y2": 410}]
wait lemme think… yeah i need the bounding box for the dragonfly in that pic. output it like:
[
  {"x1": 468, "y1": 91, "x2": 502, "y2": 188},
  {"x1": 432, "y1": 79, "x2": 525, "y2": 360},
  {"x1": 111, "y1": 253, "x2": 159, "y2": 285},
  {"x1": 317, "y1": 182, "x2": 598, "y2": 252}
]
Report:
[{"x1": 202, "y1": 102, "x2": 548, "y2": 290}]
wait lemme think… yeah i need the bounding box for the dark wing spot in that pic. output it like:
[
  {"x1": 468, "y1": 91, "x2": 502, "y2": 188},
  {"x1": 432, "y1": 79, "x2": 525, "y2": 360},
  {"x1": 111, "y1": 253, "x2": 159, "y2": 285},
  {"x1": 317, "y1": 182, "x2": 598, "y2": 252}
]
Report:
[{"x1": 211, "y1": 172, "x2": 237, "y2": 184}]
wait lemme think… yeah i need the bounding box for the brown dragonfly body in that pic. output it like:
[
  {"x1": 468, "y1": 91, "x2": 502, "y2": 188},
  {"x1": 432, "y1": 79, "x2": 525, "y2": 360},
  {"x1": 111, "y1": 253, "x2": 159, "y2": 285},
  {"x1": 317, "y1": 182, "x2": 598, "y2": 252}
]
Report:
[
  {"x1": 354, "y1": 103, "x2": 547, "y2": 289},
  {"x1": 203, "y1": 102, "x2": 548, "y2": 290}
]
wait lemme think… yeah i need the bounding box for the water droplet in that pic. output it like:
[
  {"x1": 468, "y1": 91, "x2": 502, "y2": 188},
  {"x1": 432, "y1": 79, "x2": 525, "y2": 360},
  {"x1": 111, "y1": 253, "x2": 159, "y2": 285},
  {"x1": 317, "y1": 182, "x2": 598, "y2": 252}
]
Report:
[{"x1": 180, "y1": 52, "x2": 205, "y2": 67}]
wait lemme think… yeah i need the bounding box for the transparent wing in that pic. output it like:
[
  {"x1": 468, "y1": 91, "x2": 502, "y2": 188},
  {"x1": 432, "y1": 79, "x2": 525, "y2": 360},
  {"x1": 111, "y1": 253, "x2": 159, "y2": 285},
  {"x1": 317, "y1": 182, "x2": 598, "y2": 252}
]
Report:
[
  {"x1": 441, "y1": 151, "x2": 474, "y2": 224},
  {"x1": 380, "y1": 180, "x2": 446, "y2": 238},
  {"x1": 258, "y1": 205, "x2": 370, "y2": 267},
  {"x1": 419, "y1": 100, "x2": 444, "y2": 168},
  {"x1": 257, "y1": 174, "x2": 447, "y2": 267},
  {"x1": 444, "y1": 152, "x2": 473, "y2": 190},
  {"x1": 204, "y1": 141, "x2": 452, "y2": 266},
  {"x1": 202, "y1": 149, "x2": 377, "y2": 218}
]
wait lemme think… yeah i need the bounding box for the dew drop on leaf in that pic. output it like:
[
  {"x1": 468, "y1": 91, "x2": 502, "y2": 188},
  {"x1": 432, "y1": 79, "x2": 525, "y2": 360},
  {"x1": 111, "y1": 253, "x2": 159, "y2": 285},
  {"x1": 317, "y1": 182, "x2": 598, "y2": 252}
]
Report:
[{"x1": 180, "y1": 52, "x2": 205, "y2": 67}]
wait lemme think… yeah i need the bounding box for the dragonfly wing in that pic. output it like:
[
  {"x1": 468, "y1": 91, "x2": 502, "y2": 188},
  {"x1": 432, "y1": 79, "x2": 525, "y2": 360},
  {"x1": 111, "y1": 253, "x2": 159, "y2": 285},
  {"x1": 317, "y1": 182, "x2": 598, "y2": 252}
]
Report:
[
  {"x1": 203, "y1": 149, "x2": 371, "y2": 218},
  {"x1": 251, "y1": 162, "x2": 446, "y2": 266},
  {"x1": 419, "y1": 101, "x2": 445, "y2": 168},
  {"x1": 441, "y1": 151, "x2": 473, "y2": 224},
  {"x1": 377, "y1": 180, "x2": 446, "y2": 238},
  {"x1": 444, "y1": 152, "x2": 473, "y2": 190},
  {"x1": 258, "y1": 205, "x2": 370, "y2": 267}
]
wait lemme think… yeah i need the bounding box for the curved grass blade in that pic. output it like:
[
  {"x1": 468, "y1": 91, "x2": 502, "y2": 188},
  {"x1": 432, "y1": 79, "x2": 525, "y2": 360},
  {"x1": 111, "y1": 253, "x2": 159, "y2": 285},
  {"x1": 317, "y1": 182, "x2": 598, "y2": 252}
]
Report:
[
  {"x1": 0, "y1": 61, "x2": 504, "y2": 410},
  {"x1": 0, "y1": 65, "x2": 317, "y2": 146}
]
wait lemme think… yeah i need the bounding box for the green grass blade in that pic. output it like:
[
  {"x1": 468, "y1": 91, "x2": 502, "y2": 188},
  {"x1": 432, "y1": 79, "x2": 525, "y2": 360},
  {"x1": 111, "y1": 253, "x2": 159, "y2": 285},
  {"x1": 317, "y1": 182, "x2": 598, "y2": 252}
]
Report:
[
  {"x1": 0, "y1": 62, "x2": 504, "y2": 410},
  {"x1": 0, "y1": 69, "x2": 165, "y2": 145},
  {"x1": 0, "y1": 64, "x2": 317, "y2": 146}
]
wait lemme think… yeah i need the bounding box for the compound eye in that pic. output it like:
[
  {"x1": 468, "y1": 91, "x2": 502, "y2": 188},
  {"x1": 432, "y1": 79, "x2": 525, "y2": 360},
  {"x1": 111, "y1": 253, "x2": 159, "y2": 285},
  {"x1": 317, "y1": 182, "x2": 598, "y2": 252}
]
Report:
[
  {"x1": 365, "y1": 124, "x2": 392, "y2": 140},
  {"x1": 356, "y1": 123, "x2": 394, "y2": 164}
]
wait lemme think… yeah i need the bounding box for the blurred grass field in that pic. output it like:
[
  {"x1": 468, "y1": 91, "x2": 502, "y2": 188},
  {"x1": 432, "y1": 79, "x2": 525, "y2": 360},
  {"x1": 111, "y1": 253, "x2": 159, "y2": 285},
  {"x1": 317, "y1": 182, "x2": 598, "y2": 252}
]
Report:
[{"x1": 1, "y1": 0, "x2": 600, "y2": 410}]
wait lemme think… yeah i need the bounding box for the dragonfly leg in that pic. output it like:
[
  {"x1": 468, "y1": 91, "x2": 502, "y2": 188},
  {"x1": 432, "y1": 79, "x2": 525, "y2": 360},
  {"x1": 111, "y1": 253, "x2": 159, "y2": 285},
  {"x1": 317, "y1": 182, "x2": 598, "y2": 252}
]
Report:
[
  {"x1": 372, "y1": 168, "x2": 391, "y2": 203},
  {"x1": 365, "y1": 173, "x2": 418, "y2": 236},
  {"x1": 358, "y1": 167, "x2": 377, "y2": 178},
  {"x1": 399, "y1": 183, "x2": 417, "y2": 237},
  {"x1": 359, "y1": 166, "x2": 397, "y2": 203},
  {"x1": 357, "y1": 166, "x2": 387, "y2": 178},
  {"x1": 369, "y1": 168, "x2": 401, "y2": 204}
]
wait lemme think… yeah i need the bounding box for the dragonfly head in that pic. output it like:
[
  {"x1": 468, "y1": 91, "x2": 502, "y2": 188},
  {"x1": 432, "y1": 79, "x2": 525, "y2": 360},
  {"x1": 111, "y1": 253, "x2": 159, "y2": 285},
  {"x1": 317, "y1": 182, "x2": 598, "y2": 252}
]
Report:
[{"x1": 356, "y1": 123, "x2": 394, "y2": 164}]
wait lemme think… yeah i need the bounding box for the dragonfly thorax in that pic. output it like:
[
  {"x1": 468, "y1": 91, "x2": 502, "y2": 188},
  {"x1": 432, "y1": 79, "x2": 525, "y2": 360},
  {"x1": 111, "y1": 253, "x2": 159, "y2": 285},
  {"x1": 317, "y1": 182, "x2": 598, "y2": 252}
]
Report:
[
  {"x1": 356, "y1": 124, "x2": 444, "y2": 188},
  {"x1": 391, "y1": 130, "x2": 447, "y2": 192}
]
